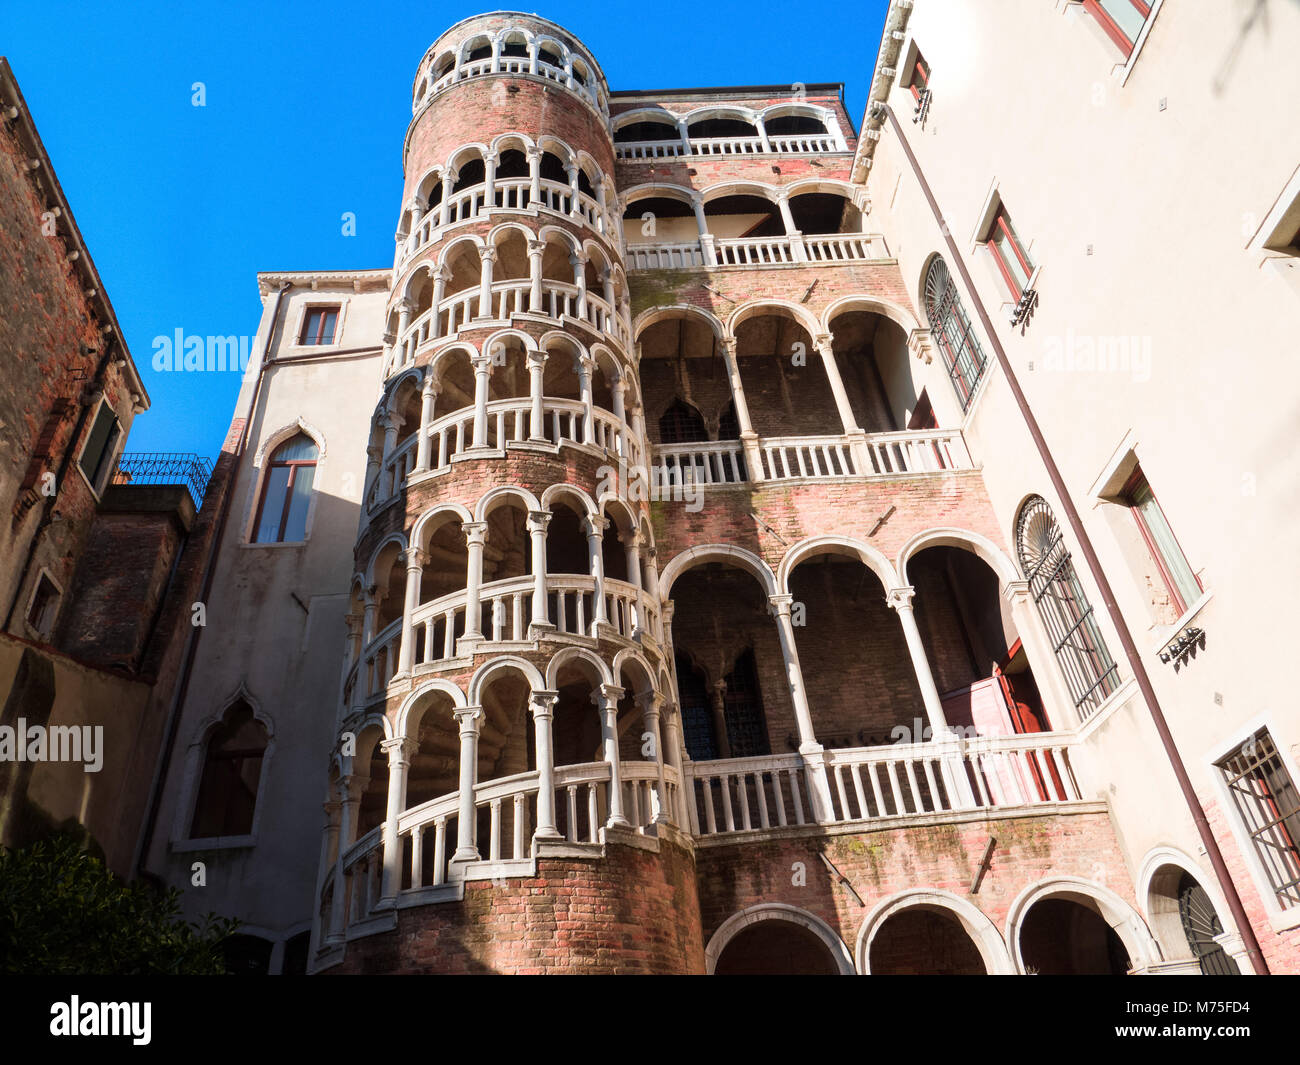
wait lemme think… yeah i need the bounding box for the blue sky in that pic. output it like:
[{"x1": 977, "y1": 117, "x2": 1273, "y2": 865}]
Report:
[{"x1": 1, "y1": 1, "x2": 887, "y2": 459}]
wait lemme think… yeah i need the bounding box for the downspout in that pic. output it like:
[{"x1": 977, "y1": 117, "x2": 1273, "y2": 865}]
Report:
[
  {"x1": 881, "y1": 102, "x2": 1269, "y2": 976},
  {"x1": 132, "y1": 282, "x2": 292, "y2": 880}
]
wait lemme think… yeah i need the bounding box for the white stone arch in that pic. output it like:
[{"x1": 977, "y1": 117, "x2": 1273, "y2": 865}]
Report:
[
  {"x1": 486, "y1": 219, "x2": 536, "y2": 252},
  {"x1": 821, "y1": 292, "x2": 923, "y2": 336},
  {"x1": 777, "y1": 534, "x2": 900, "y2": 594},
  {"x1": 409, "y1": 501, "x2": 473, "y2": 554},
  {"x1": 541, "y1": 482, "x2": 598, "y2": 519},
  {"x1": 1005, "y1": 876, "x2": 1160, "y2": 974},
  {"x1": 444, "y1": 141, "x2": 489, "y2": 177},
  {"x1": 683, "y1": 103, "x2": 759, "y2": 127},
  {"x1": 413, "y1": 164, "x2": 446, "y2": 207},
  {"x1": 474, "y1": 484, "x2": 542, "y2": 522},
  {"x1": 491, "y1": 24, "x2": 537, "y2": 51},
  {"x1": 489, "y1": 130, "x2": 536, "y2": 156},
  {"x1": 537, "y1": 133, "x2": 575, "y2": 169},
  {"x1": 435, "y1": 232, "x2": 486, "y2": 273},
  {"x1": 544, "y1": 645, "x2": 613, "y2": 691},
  {"x1": 856, "y1": 889, "x2": 1014, "y2": 975},
  {"x1": 632, "y1": 303, "x2": 724, "y2": 346},
  {"x1": 427, "y1": 340, "x2": 480, "y2": 386},
  {"x1": 612, "y1": 647, "x2": 658, "y2": 697},
  {"x1": 395, "y1": 677, "x2": 468, "y2": 739},
  {"x1": 171, "y1": 682, "x2": 278, "y2": 846},
  {"x1": 363, "y1": 531, "x2": 409, "y2": 587},
  {"x1": 705, "y1": 903, "x2": 855, "y2": 975},
  {"x1": 480, "y1": 326, "x2": 538, "y2": 371},
  {"x1": 618, "y1": 181, "x2": 698, "y2": 212},
  {"x1": 896, "y1": 527, "x2": 1020, "y2": 588},
  {"x1": 381, "y1": 366, "x2": 425, "y2": 419},
  {"x1": 469, "y1": 654, "x2": 546, "y2": 704},
  {"x1": 252, "y1": 415, "x2": 327, "y2": 469},
  {"x1": 1135, "y1": 846, "x2": 1242, "y2": 966},
  {"x1": 727, "y1": 297, "x2": 821, "y2": 340},
  {"x1": 598, "y1": 493, "x2": 639, "y2": 537},
  {"x1": 782, "y1": 176, "x2": 869, "y2": 213},
  {"x1": 532, "y1": 34, "x2": 569, "y2": 71},
  {"x1": 658, "y1": 544, "x2": 777, "y2": 600},
  {"x1": 455, "y1": 32, "x2": 493, "y2": 65},
  {"x1": 699, "y1": 179, "x2": 779, "y2": 207},
  {"x1": 612, "y1": 107, "x2": 680, "y2": 138},
  {"x1": 537, "y1": 222, "x2": 582, "y2": 259},
  {"x1": 760, "y1": 100, "x2": 835, "y2": 126}
]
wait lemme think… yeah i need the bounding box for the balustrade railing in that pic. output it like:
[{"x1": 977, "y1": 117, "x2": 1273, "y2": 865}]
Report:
[
  {"x1": 112, "y1": 452, "x2": 213, "y2": 506},
  {"x1": 624, "y1": 241, "x2": 706, "y2": 270},
  {"x1": 624, "y1": 233, "x2": 887, "y2": 271},
  {"x1": 687, "y1": 753, "x2": 813, "y2": 835},
  {"x1": 614, "y1": 132, "x2": 843, "y2": 161}
]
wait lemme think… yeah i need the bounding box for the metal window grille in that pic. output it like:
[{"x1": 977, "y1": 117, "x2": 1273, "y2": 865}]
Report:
[
  {"x1": 658, "y1": 398, "x2": 708, "y2": 444},
  {"x1": 1176, "y1": 874, "x2": 1241, "y2": 976},
  {"x1": 923, "y1": 256, "x2": 987, "y2": 409},
  {"x1": 113, "y1": 452, "x2": 214, "y2": 507},
  {"x1": 1218, "y1": 731, "x2": 1300, "y2": 909},
  {"x1": 1015, "y1": 495, "x2": 1120, "y2": 718},
  {"x1": 722, "y1": 648, "x2": 770, "y2": 758},
  {"x1": 675, "y1": 653, "x2": 718, "y2": 761}
]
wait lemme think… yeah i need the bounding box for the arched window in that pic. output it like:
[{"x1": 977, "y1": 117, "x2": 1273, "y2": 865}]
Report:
[
  {"x1": 923, "y1": 256, "x2": 988, "y2": 409},
  {"x1": 1015, "y1": 496, "x2": 1119, "y2": 718},
  {"x1": 191, "y1": 702, "x2": 268, "y2": 838},
  {"x1": 658, "y1": 398, "x2": 707, "y2": 444},
  {"x1": 253, "y1": 433, "x2": 318, "y2": 543},
  {"x1": 718, "y1": 400, "x2": 740, "y2": 440}
]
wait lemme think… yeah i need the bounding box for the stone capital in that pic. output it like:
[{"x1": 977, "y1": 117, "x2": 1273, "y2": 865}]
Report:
[
  {"x1": 380, "y1": 737, "x2": 416, "y2": 767},
  {"x1": 528, "y1": 689, "x2": 560, "y2": 718},
  {"x1": 527, "y1": 239, "x2": 547, "y2": 256},
  {"x1": 526, "y1": 510, "x2": 553, "y2": 534},
  {"x1": 907, "y1": 328, "x2": 934, "y2": 364},
  {"x1": 582, "y1": 514, "x2": 609, "y2": 537},
  {"x1": 401, "y1": 548, "x2": 428, "y2": 569},
  {"x1": 886, "y1": 586, "x2": 917, "y2": 610},
  {"x1": 461, "y1": 521, "x2": 489, "y2": 546},
  {"x1": 453, "y1": 705, "x2": 484, "y2": 733},
  {"x1": 593, "y1": 683, "x2": 625, "y2": 710}
]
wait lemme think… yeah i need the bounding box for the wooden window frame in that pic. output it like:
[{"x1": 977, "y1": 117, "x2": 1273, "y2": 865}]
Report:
[
  {"x1": 77, "y1": 398, "x2": 122, "y2": 497},
  {"x1": 252, "y1": 446, "x2": 317, "y2": 543},
  {"x1": 907, "y1": 51, "x2": 930, "y2": 101},
  {"x1": 984, "y1": 207, "x2": 1035, "y2": 299},
  {"x1": 1082, "y1": 0, "x2": 1152, "y2": 57},
  {"x1": 1120, "y1": 466, "x2": 1202, "y2": 615},
  {"x1": 299, "y1": 305, "x2": 339, "y2": 346}
]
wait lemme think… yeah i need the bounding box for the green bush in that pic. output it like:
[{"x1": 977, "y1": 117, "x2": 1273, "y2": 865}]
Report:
[{"x1": 0, "y1": 835, "x2": 235, "y2": 974}]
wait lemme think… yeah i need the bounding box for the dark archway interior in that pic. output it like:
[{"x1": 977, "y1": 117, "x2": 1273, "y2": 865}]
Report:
[
  {"x1": 869, "y1": 909, "x2": 987, "y2": 975},
  {"x1": 1019, "y1": 898, "x2": 1131, "y2": 975},
  {"x1": 715, "y1": 920, "x2": 839, "y2": 975}
]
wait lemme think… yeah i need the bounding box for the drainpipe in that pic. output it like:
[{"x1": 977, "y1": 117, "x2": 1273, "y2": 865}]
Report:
[
  {"x1": 132, "y1": 282, "x2": 292, "y2": 880},
  {"x1": 882, "y1": 103, "x2": 1269, "y2": 976}
]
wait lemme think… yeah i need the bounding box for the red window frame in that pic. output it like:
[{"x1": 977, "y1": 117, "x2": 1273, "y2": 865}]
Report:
[
  {"x1": 1121, "y1": 467, "x2": 1201, "y2": 615},
  {"x1": 253, "y1": 451, "x2": 317, "y2": 543},
  {"x1": 1082, "y1": 0, "x2": 1152, "y2": 57},
  {"x1": 300, "y1": 306, "x2": 339, "y2": 346},
  {"x1": 984, "y1": 207, "x2": 1035, "y2": 298},
  {"x1": 907, "y1": 51, "x2": 930, "y2": 101}
]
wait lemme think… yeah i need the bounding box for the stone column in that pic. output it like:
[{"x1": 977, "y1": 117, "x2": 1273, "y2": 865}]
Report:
[
  {"x1": 363, "y1": 442, "x2": 382, "y2": 507},
  {"x1": 527, "y1": 239, "x2": 545, "y2": 312},
  {"x1": 610, "y1": 374, "x2": 629, "y2": 458},
  {"x1": 721, "y1": 337, "x2": 763, "y2": 480},
  {"x1": 362, "y1": 586, "x2": 379, "y2": 645},
  {"x1": 415, "y1": 375, "x2": 437, "y2": 471},
  {"x1": 576, "y1": 351, "x2": 595, "y2": 443},
  {"x1": 317, "y1": 796, "x2": 341, "y2": 941},
  {"x1": 461, "y1": 521, "x2": 488, "y2": 642},
  {"x1": 395, "y1": 297, "x2": 415, "y2": 364},
  {"x1": 526, "y1": 146, "x2": 542, "y2": 205},
  {"x1": 452, "y1": 707, "x2": 483, "y2": 860},
  {"x1": 565, "y1": 162, "x2": 582, "y2": 219},
  {"x1": 527, "y1": 348, "x2": 547, "y2": 441},
  {"x1": 594, "y1": 684, "x2": 630, "y2": 826},
  {"x1": 477, "y1": 245, "x2": 496, "y2": 320},
  {"x1": 769, "y1": 593, "x2": 835, "y2": 821},
  {"x1": 483, "y1": 151, "x2": 498, "y2": 208},
  {"x1": 438, "y1": 169, "x2": 458, "y2": 227},
  {"x1": 600, "y1": 269, "x2": 616, "y2": 332},
  {"x1": 754, "y1": 114, "x2": 772, "y2": 152},
  {"x1": 639, "y1": 691, "x2": 670, "y2": 825},
  {"x1": 777, "y1": 192, "x2": 807, "y2": 262},
  {"x1": 570, "y1": 253, "x2": 588, "y2": 320},
  {"x1": 814, "y1": 331, "x2": 869, "y2": 472},
  {"x1": 430, "y1": 266, "x2": 450, "y2": 340},
  {"x1": 397, "y1": 549, "x2": 425, "y2": 676},
  {"x1": 676, "y1": 117, "x2": 692, "y2": 154},
  {"x1": 529, "y1": 690, "x2": 562, "y2": 840},
  {"x1": 662, "y1": 699, "x2": 690, "y2": 827},
  {"x1": 584, "y1": 514, "x2": 609, "y2": 630},
  {"x1": 526, "y1": 510, "x2": 552, "y2": 632},
  {"x1": 886, "y1": 586, "x2": 975, "y2": 808},
  {"x1": 692, "y1": 197, "x2": 717, "y2": 267},
  {"x1": 470, "y1": 352, "x2": 492, "y2": 448},
  {"x1": 378, "y1": 737, "x2": 415, "y2": 905},
  {"x1": 327, "y1": 775, "x2": 361, "y2": 942}
]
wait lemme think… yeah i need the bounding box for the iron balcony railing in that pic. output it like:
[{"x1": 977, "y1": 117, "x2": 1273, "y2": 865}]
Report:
[{"x1": 113, "y1": 452, "x2": 213, "y2": 506}]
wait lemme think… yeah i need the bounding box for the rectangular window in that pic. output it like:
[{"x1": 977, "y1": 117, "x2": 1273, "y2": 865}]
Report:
[
  {"x1": 907, "y1": 50, "x2": 930, "y2": 100},
  {"x1": 26, "y1": 574, "x2": 61, "y2": 639},
  {"x1": 1218, "y1": 730, "x2": 1300, "y2": 910},
  {"x1": 1121, "y1": 467, "x2": 1201, "y2": 614},
  {"x1": 78, "y1": 401, "x2": 122, "y2": 495},
  {"x1": 300, "y1": 306, "x2": 339, "y2": 346},
  {"x1": 1083, "y1": 0, "x2": 1152, "y2": 56},
  {"x1": 984, "y1": 206, "x2": 1035, "y2": 298}
]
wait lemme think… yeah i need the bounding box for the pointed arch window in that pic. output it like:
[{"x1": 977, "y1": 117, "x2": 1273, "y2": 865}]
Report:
[
  {"x1": 1016, "y1": 496, "x2": 1120, "y2": 717},
  {"x1": 253, "y1": 433, "x2": 318, "y2": 543},
  {"x1": 658, "y1": 398, "x2": 708, "y2": 444},
  {"x1": 924, "y1": 256, "x2": 988, "y2": 409},
  {"x1": 190, "y1": 702, "x2": 268, "y2": 838}
]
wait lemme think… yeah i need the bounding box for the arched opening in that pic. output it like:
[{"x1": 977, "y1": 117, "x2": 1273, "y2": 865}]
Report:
[
  {"x1": 869, "y1": 907, "x2": 987, "y2": 975},
  {"x1": 371, "y1": 540, "x2": 406, "y2": 634},
  {"x1": 669, "y1": 562, "x2": 784, "y2": 758},
  {"x1": 1147, "y1": 865, "x2": 1242, "y2": 975},
  {"x1": 451, "y1": 156, "x2": 485, "y2": 195},
  {"x1": 909, "y1": 545, "x2": 1051, "y2": 738},
  {"x1": 733, "y1": 310, "x2": 831, "y2": 437},
  {"x1": 437, "y1": 241, "x2": 482, "y2": 330},
  {"x1": 702, "y1": 193, "x2": 782, "y2": 239},
  {"x1": 765, "y1": 112, "x2": 828, "y2": 137},
  {"x1": 787, "y1": 191, "x2": 861, "y2": 236},
  {"x1": 787, "y1": 552, "x2": 924, "y2": 747},
  {"x1": 615, "y1": 118, "x2": 679, "y2": 144},
  {"x1": 253, "y1": 433, "x2": 317, "y2": 544},
  {"x1": 482, "y1": 498, "x2": 531, "y2": 585},
  {"x1": 471, "y1": 668, "x2": 536, "y2": 855},
  {"x1": 923, "y1": 255, "x2": 989, "y2": 410},
  {"x1": 412, "y1": 513, "x2": 468, "y2": 665},
  {"x1": 637, "y1": 312, "x2": 725, "y2": 444},
  {"x1": 353, "y1": 729, "x2": 389, "y2": 839},
  {"x1": 1019, "y1": 897, "x2": 1132, "y2": 975},
  {"x1": 622, "y1": 194, "x2": 696, "y2": 241},
  {"x1": 552, "y1": 658, "x2": 607, "y2": 840},
  {"x1": 675, "y1": 652, "x2": 718, "y2": 760},
  {"x1": 190, "y1": 701, "x2": 268, "y2": 839},
  {"x1": 714, "y1": 919, "x2": 841, "y2": 975},
  {"x1": 688, "y1": 115, "x2": 759, "y2": 142},
  {"x1": 545, "y1": 498, "x2": 590, "y2": 577},
  {"x1": 825, "y1": 309, "x2": 921, "y2": 434}
]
